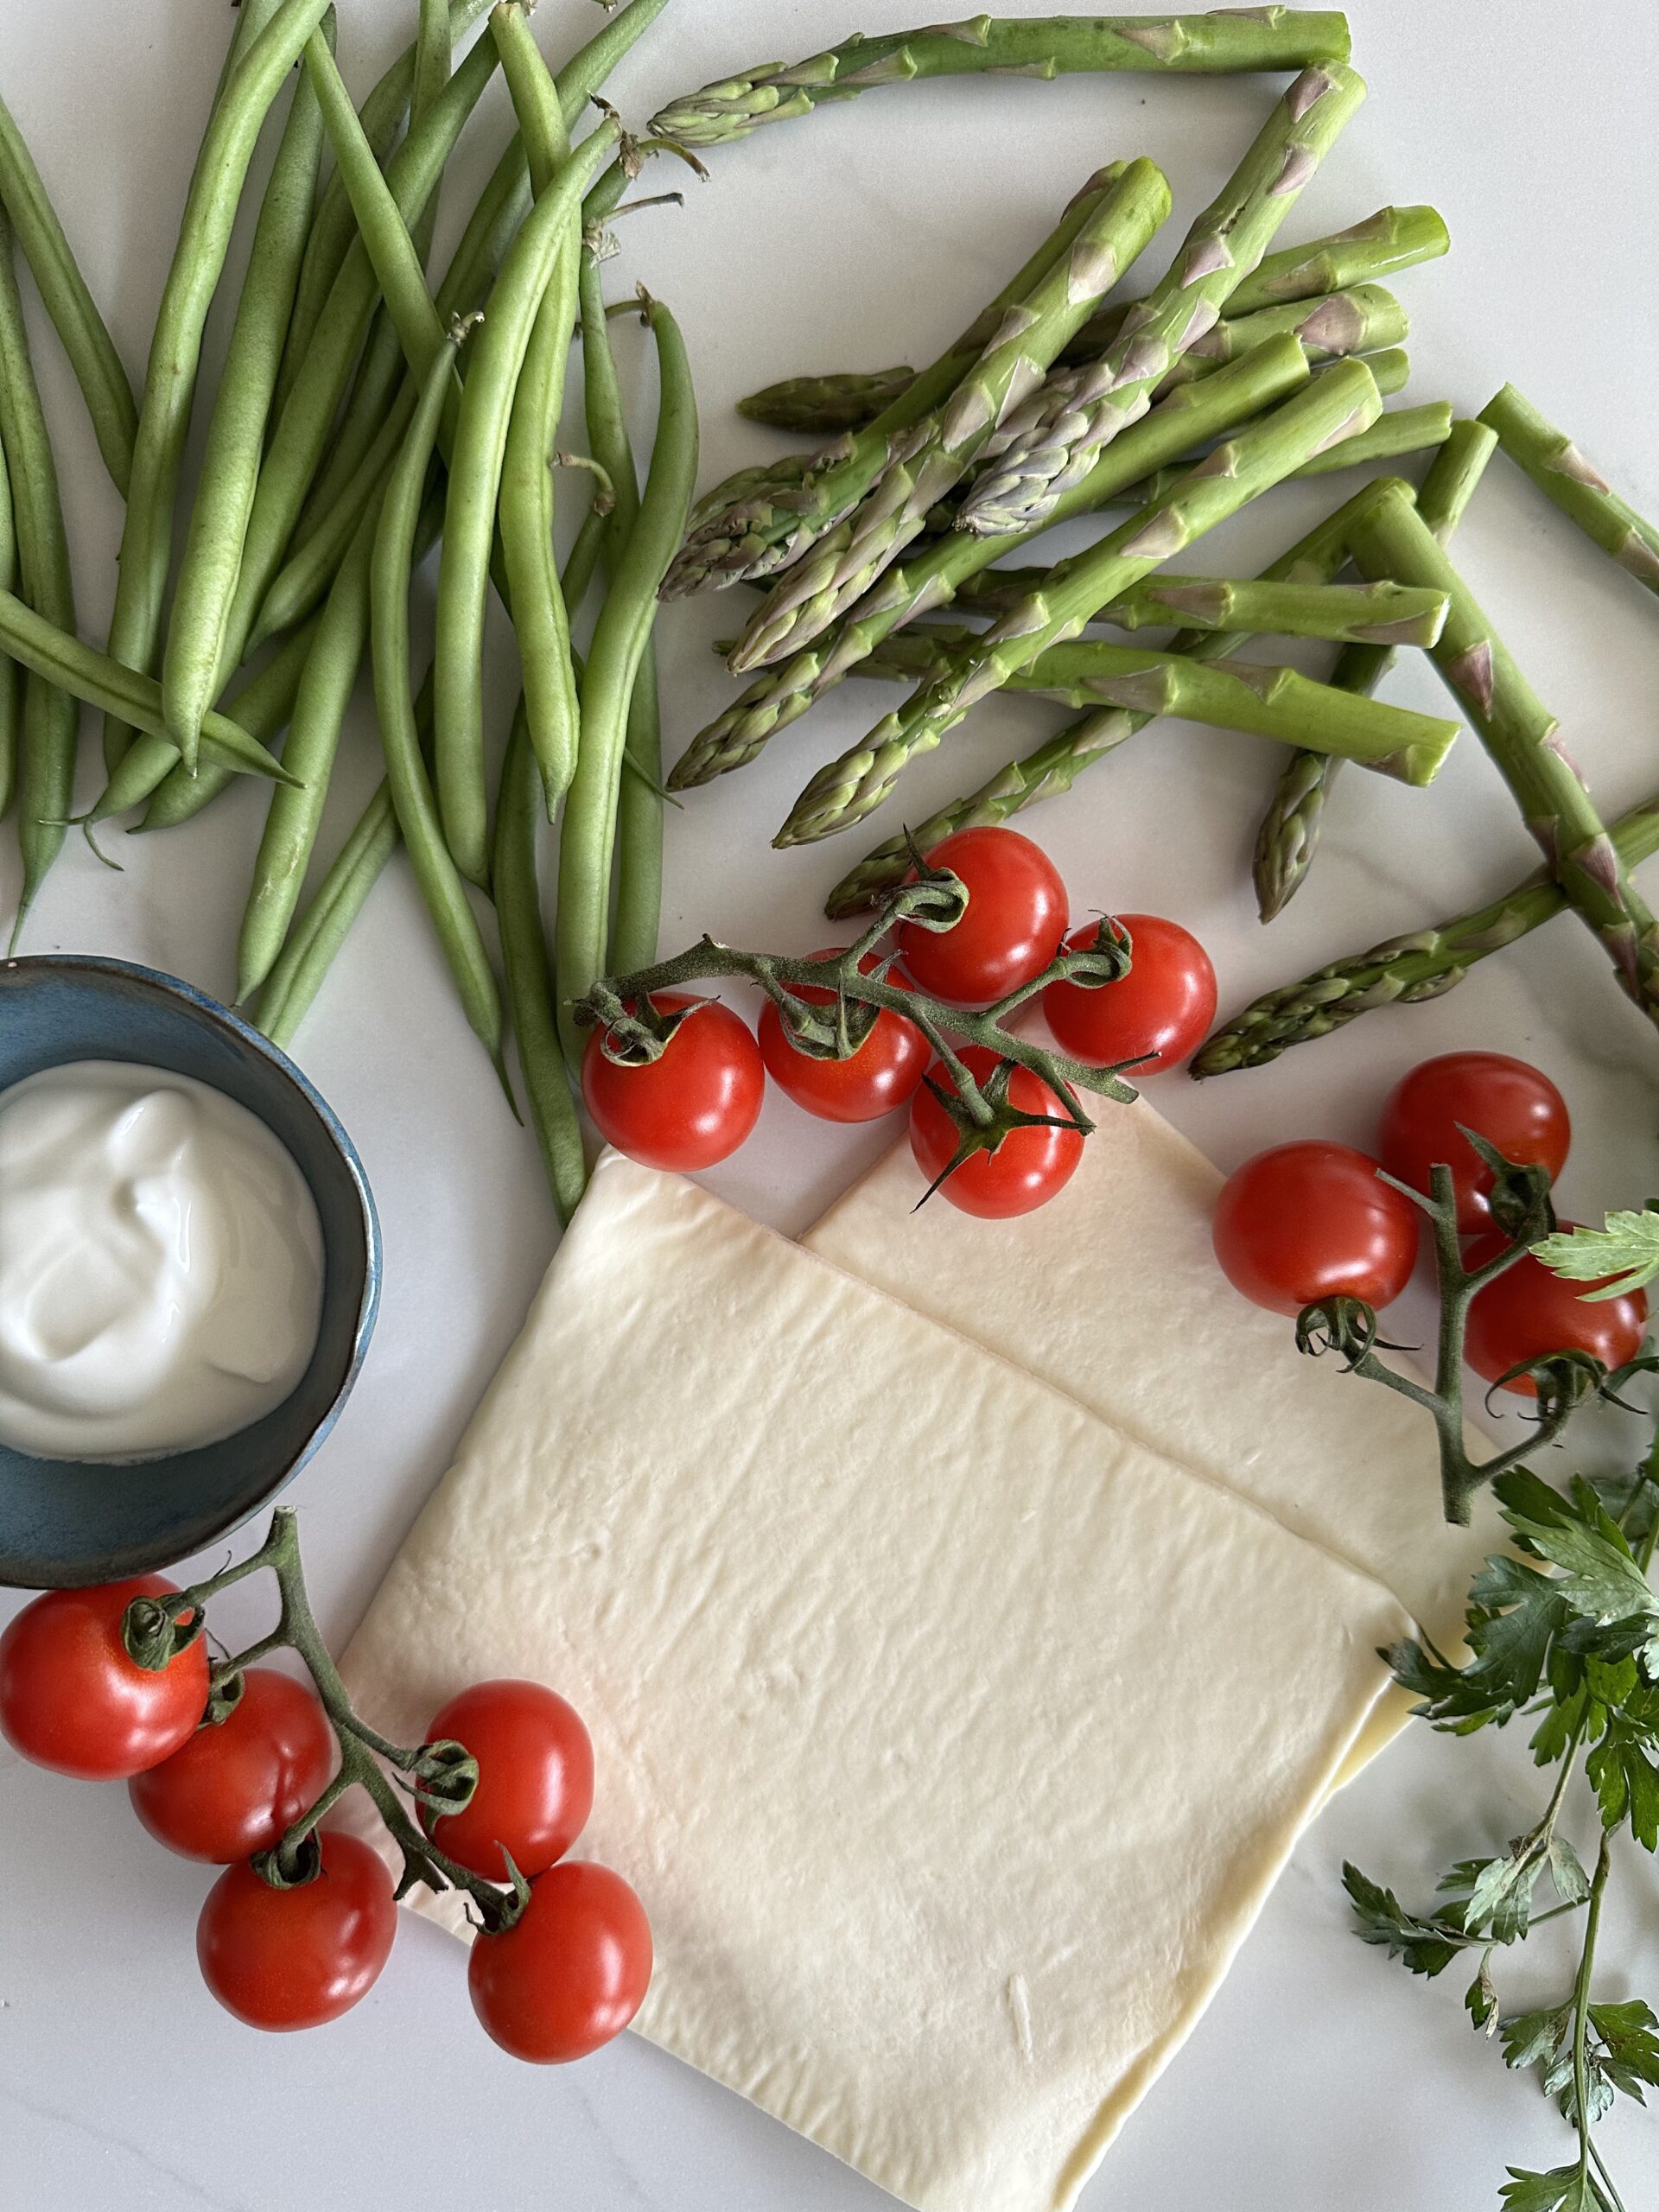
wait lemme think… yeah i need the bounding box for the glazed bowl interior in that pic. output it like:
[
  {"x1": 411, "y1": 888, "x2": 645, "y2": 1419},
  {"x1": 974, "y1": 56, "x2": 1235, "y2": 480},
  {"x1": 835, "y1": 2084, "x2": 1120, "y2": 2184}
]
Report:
[{"x1": 0, "y1": 957, "x2": 379, "y2": 1588}]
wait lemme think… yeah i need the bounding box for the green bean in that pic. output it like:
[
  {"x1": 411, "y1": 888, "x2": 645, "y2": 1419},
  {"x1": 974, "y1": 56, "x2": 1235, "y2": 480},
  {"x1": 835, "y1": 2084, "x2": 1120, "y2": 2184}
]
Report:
[
  {"x1": 235, "y1": 483, "x2": 442, "y2": 999},
  {"x1": 254, "y1": 721, "x2": 414, "y2": 1051},
  {"x1": 303, "y1": 36, "x2": 452, "y2": 392},
  {"x1": 276, "y1": 0, "x2": 493, "y2": 414},
  {"x1": 161, "y1": 19, "x2": 331, "y2": 772},
  {"x1": 99, "y1": 0, "x2": 334, "y2": 773},
  {"x1": 249, "y1": 137, "x2": 578, "y2": 654},
  {"x1": 494, "y1": 3, "x2": 581, "y2": 813},
  {"x1": 0, "y1": 211, "x2": 77, "y2": 950},
  {"x1": 372, "y1": 321, "x2": 512, "y2": 1095},
  {"x1": 436, "y1": 119, "x2": 621, "y2": 886},
  {"x1": 0, "y1": 96, "x2": 137, "y2": 497},
  {"x1": 93, "y1": 610, "x2": 318, "y2": 827},
  {"x1": 0, "y1": 428, "x2": 18, "y2": 820},
  {"x1": 495, "y1": 702, "x2": 588, "y2": 1224},
  {"x1": 577, "y1": 261, "x2": 662, "y2": 973},
  {"x1": 0, "y1": 581, "x2": 299, "y2": 815},
  {"x1": 212, "y1": 30, "x2": 502, "y2": 709},
  {"x1": 555, "y1": 293, "x2": 697, "y2": 1060},
  {"x1": 134, "y1": 614, "x2": 323, "y2": 831}
]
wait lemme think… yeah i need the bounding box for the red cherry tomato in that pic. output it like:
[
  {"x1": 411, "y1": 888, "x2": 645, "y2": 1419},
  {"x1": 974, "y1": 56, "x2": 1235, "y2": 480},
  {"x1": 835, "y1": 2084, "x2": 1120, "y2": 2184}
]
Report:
[
  {"x1": 1042, "y1": 914, "x2": 1217, "y2": 1074},
  {"x1": 1378, "y1": 1052, "x2": 1571, "y2": 1232},
  {"x1": 1213, "y1": 1141, "x2": 1421, "y2": 1317},
  {"x1": 468, "y1": 1860, "x2": 652, "y2": 2064},
  {"x1": 1465, "y1": 1225, "x2": 1648, "y2": 1395},
  {"x1": 129, "y1": 1669, "x2": 334, "y2": 1864},
  {"x1": 897, "y1": 827, "x2": 1068, "y2": 1008},
  {"x1": 758, "y1": 949, "x2": 928, "y2": 1123},
  {"x1": 908, "y1": 1044, "x2": 1084, "y2": 1219},
  {"x1": 197, "y1": 1830, "x2": 397, "y2": 2031},
  {"x1": 582, "y1": 993, "x2": 765, "y2": 1172},
  {"x1": 0, "y1": 1576, "x2": 208, "y2": 1781},
  {"x1": 419, "y1": 1678, "x2": 594, "y2": 1882}
]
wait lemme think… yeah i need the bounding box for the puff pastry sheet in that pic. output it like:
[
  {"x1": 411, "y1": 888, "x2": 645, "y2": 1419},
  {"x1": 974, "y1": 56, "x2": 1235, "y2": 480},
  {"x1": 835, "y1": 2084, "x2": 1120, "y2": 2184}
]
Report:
[{"x1": 343, "y1": 1153, "x2": 1408, "y2": 2212}]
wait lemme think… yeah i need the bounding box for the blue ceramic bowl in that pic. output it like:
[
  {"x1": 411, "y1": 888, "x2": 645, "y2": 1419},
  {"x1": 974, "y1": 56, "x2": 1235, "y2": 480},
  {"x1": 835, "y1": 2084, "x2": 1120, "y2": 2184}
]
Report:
[{"x1": 0, "y1": 957, "x2": 380, "y2": 1587}]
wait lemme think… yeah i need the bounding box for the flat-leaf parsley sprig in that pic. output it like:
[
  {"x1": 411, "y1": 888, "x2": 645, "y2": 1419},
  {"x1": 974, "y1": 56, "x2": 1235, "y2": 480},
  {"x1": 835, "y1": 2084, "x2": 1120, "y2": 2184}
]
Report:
[{"x1": 1346, "y1": 1449, "x2": 1659, "y2": 2210}]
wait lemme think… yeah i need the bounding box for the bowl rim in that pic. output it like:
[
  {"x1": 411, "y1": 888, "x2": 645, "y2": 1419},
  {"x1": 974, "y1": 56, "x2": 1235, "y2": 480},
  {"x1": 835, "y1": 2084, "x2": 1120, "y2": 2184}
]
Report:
[{"x1": 0, "y1": 953, "x2": 382, "y2": 1586}]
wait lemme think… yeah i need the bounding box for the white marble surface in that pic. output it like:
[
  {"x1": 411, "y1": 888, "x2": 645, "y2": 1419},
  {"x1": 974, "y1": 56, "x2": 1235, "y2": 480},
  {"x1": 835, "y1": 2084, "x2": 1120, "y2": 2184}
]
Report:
[{"x1": 3, "y1": 2, "x2": 1659, "y2": 2205}]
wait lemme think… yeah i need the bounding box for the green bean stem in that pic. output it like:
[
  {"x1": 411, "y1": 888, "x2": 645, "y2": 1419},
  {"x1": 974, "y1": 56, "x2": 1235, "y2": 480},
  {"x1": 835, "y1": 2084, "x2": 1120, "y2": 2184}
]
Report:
[
  {"x1": 161, "y1": 23, "x2": 330, "y2": 772},
  {"x1": 435, "y1": 119, "x2": 620, "y2": 887},
  {"x1": 0, "y1": 94, "x2": 138, "y2": 495},
  {"x1": 495, "y1": 703, "x2": 588, "y2": 1223},
  {"x1": 372, "y1": 323, "x2": 512, "y2": 1095},
  {"x1": 494, "y1": 2, "x2": 582, "y2": 812},
  {"x1": 99, "y1": 0, "x2": 334, "y2": 773},
  {"x1": 0, "y1": 209, "x2": 78, "y2": 950},
  {"x1": 556, "y1": 294, "x2": 697, "y2": 1060}
]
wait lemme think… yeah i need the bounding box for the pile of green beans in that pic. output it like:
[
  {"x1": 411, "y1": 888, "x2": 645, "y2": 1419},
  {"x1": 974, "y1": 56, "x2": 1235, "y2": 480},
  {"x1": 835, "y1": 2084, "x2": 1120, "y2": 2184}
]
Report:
[{"x1": 0, "y1": 0, "x2": 692, "y2": 1227}]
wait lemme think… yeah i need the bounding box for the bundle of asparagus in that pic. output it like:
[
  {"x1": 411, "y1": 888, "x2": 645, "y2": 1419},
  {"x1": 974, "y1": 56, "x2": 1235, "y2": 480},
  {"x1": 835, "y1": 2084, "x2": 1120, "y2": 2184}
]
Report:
[{"x1": 659, "y1": 16, "x2": 1659, "y2": 1066}]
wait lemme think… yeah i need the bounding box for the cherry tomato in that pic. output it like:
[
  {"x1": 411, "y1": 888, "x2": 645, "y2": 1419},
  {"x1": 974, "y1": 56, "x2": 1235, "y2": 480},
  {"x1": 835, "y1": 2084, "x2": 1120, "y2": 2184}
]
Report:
[
  {"x1": 468, "y1": 1860, "x2": 652, "y2": 2064},
  {"x1": 129, "y1": 1669, "x2": 336, "y2": 1864},
  {"x1": 1213, "y1": 1141, "x2": 1421, "y2": 1317},
  {"x1": 582, "y1": 994, "x2": 765, "y2": 1172},
  {"x1": 197, "y1": 1830, "x2": 397, "y2": 2031},
  {"x1": 897, "y1": 827, "x2": 1069, "y2": 1008},
  {"x1": 1042, "y1": 913, "x2": 1217, "y2": 1074},
  {"x1": 758, "y1": 950, "x2": 928, "y2": 1123},
  {"x1": 908, "y1": 1044, "x2": 1084, "y2": 1219},
  {"x1": 0, "y1": 1575, "x2": 208, "y2": 1781},
  {"x1": 419, "y1": 1678, "x2": 594, "y2": 1883},
  {"x1": 1378, "y1": 1052, "x2": 1571, "y2": 1232},
  {"x1": 1465, "y1": 1225, "x2": 1648, "y2": 1395}
]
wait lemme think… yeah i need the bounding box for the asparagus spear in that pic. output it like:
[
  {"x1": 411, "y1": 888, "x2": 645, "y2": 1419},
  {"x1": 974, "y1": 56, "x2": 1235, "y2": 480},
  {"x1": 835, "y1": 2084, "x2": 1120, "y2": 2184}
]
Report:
[
  {"x1": 726, "y1": 160, "x2": 1173, "y2": 671},
  {"x1": 1346, "y1": 478, "x2": 1659, "y2": 1025},
  {"x1": 831, "y1": 625, "x2": 1459, "y2": 782},
  {"x1": 669, "y1": 333, "x2": 1312, "y2": 789},
  {"x1": 738, "y1": 366, "x2": 917, "y2": 435},
  {"x1": 1252, "y1": 416, "x2": 1493, "y2": 919},
  {"x1": 1111, "y1": 372, "x2": 1439, "y2": 508},
  {"x1": 1193, "y1": 793, "x2": 1659, "y2": 1077},
  {"x1": 820, "y1": 479, "x2": 1391, "y2": 916},
  {"x1": 778, "y1": 356, "x2": 1382, "y2": 846},
  {"x1": 1126, "y1": 280, "x2": 1406, "y2": 395},
  {"x1": 1477, "y1": 381, "x2": 1659, "y2": 599},
  {"x1": 934, "y1": 567, "x2": 1449, "y2": 642},
  {"x1": 664, "y1": 163, "x2": 1132, "y2": 596},
  {"x1": 649, "y1": 14, "x2": 1355, "y2": 147},
  {"x1": 957, "y1": 61, "x2": 1366, "y2": 538},
  {"x1": 735, "y1": 207, "x2": 1446, "y2": 436}
]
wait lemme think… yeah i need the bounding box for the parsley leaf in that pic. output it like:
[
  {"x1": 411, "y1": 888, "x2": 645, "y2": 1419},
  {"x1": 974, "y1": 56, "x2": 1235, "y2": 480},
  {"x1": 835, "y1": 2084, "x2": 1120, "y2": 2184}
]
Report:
[
  {"x1": 1535, "y1": 1209, "x2": 1659, "y2": 1303},
  {"x1": 1499, "y1": 2163, "x2": 1615, "y2": 2211},
  {"x1": 1342, "y1": 1862, "x2": 1470, "y2": 1977}
]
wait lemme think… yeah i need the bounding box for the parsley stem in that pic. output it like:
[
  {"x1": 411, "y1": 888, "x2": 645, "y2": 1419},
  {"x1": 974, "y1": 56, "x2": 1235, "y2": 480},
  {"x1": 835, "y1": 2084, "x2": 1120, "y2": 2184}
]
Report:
[
  {"x1": 1591, "y1": 2133, "x2": 1629, "y2": 2212},
  {"x1": 1569, "y1": 1830, "x2": 1614, "y2": 2201}
]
